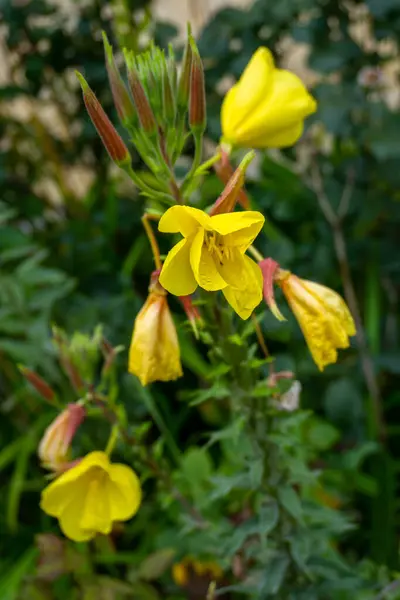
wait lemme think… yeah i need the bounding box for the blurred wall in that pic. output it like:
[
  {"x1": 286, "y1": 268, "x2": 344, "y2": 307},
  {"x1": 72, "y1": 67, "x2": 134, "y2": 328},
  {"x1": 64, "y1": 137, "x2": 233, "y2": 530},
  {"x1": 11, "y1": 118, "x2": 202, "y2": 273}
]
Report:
[{"x1": 153, "y1": 0, "x2": 251, "y2": 34}]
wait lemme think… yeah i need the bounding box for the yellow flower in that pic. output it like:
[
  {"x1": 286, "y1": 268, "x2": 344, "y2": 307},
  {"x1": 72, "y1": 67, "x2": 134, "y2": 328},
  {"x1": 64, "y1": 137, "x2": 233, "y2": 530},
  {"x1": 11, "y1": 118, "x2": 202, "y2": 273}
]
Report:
[
  {"x1": 221, "y1": 47, "x2": 317, "y2": 149},
  {"x1": 129, "y1": 275, "x2": 182, "y2": 385},
  {"x1": 278, "y1": 272, "x2": 356, "y2": 371},
  {"x1": 158, "y1": 206, "x2": 264, "y2": 320},
  {"x1": 172, "y1": 557, "x2": 223, "y2": 587},
  {"x1": 40, "y1": 451, "x2": 141, "y2": 542},
  {"x1": 38, "y1": 404, "x2": 85, "y2": 472}
]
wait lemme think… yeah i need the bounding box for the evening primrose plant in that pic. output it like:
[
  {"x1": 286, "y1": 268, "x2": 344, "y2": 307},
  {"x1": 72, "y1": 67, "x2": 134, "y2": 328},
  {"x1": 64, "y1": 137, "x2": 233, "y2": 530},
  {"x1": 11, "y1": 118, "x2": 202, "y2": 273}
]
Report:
[{"x1": 20, "y1": 27, "x2": 376, "y2": 599}]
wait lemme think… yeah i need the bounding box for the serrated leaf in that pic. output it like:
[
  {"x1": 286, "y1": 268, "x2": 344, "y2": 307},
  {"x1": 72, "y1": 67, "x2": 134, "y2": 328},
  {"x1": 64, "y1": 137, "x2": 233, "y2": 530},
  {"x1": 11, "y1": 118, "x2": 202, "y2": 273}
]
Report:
[{"x1": 278, "y1": 486, "x2": 303, "y2": 523}]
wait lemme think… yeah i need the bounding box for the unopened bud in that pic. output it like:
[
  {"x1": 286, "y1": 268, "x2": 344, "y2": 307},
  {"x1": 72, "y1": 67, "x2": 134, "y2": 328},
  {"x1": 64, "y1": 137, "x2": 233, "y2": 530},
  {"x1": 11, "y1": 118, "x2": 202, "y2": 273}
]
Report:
[
  {"x1": 124, "y1": 51, "x2": 158, "y2": 136},
  {"x1": 76, "y1": 72, "x2": 130, "y2": 165},
  {"x1": 102, "y1": 31, "x2": 136, "y2": 126},
  {"x1": 189, "y1": 37, "x2": 206, "y2": 133},
  {"x1": 214, "y1": 149, "x2": 250, "y2": 209},
  {"x1": 162, "y1": 61, "x2": 176, "y2": 126},
  {"x1": 179, "y1": 295, "x2": 203, "y2": 338},
  {"x1": 38, "y1": 403, "x2": 86, "y2": 471},
  {"x1": 210, "y1": 151, "x2": 255, "y2": 216},
  {"x1": 259, "y1": 258, "x2": 286, "y2": 322},
  {"x1": 18, "y1": 365, "x2": 57, "y2": 404},
  {"x1": 177, "y1": 26, "x2": 193, "y2": 113}
]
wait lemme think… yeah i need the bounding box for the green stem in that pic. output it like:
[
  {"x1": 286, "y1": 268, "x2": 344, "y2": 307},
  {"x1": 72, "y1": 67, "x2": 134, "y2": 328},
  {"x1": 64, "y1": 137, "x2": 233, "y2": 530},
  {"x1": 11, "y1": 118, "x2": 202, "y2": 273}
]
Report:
[
  {"x1": 123, "y1": 165, "x2": 174, "y2": 204},
  {"x1": 194, "y1": 152, "x2": 222, "y2": 177},
  {"x1": 105, "y1": 423, "x2": 119, "y2": 456},
  {"x1": 135, "y1": 383, "x2": 182, "y2": 465},
  {"x1": 181, "y1": 131, "x2": 203, "y2": 194}
]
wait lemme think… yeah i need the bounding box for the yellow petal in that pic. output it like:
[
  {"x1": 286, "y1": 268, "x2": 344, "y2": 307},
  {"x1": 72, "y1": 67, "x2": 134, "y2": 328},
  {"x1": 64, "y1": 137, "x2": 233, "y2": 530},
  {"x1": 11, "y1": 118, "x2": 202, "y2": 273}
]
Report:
[
  {"x1": 40, "y1": 451, "x2": 110, "y2": 517},
  {"x1": 57, "y1": 480, "x2": 95, "y2": 542},
  {"x1": 222, "y1": 256, "x2": 263, "y2": 319},
  {"x1": 158, "y1": 206, "x2": 212, "y2": 237},
  {"x1": 243, "y1": 121, "x2": 304, "y2": 149},
  {"x1": 221, "y1": 47, "x2": 274, "y2": 140},
  {"x1": 190, "y1": 228, "x2": 227, "y2": 291},
  {"x1": 80, "y1": 477, "x2": 112, "y2": 535},
  {"x1": 159, "y1": 238, "x2": 198, "y2": 296},
  {"x1": 129, "y1": 294, "x2": 182, "y2": 385},
  {"x1": 234, "y1": 69, "x2": 316, "y2": 147},
  {"x1": 216, "y1": 247, "x2": 248, "y2": 288},
  {"x1": 301, "y1": 280, "x2": 356, "y2": 336},
  {"x1": 211, "y1": 211, "x2": 265, "y2": 250},
  {"x1": 108, "y1": 464, "x2": 142, "y2": 521}
]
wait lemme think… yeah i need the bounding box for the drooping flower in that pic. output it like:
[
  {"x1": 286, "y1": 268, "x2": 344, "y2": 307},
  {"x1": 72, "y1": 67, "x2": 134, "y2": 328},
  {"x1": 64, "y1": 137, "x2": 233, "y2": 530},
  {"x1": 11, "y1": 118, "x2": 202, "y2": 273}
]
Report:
[
  {"x1": 221, "y1": 47, "x2": 317, "y2": 149},
  {"x1": 172, "y1": 557, "x2": 223, "y2": 588},
  {"x1": 277, "y1": 271, "x2": 356, "y2": 371},
  {"x1": 158, "y1": 206, "x2": 264, "y2": 320},
  {"x1": 38, "y1": 404, "x2": 86, "y2": 472},
  {"x1": 128, "y1": 272, "x2": 182, "y2": 386},
  {"x1": 40, "y1": 451, "x2": 141, "y2": 542}
]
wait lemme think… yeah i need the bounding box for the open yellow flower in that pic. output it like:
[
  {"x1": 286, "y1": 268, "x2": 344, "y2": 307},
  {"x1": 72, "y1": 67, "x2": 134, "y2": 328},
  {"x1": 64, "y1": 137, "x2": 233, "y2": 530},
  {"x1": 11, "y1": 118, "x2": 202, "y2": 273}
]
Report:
[
  {"x1": 278, "y1": 272, "x2": 356, "y2": 371},
  {"x1": 221, "y1": 47, "x2": 317, "y2": 149},
  {"x1": 158, "y1": 206, "x2": 264, "y2": 319},
  {"x1": 129, "y1": 274, "x2": 183, "y2": 386},
  {"x1": 40, "y1": 451, "x2": 141, "y2": 542}
]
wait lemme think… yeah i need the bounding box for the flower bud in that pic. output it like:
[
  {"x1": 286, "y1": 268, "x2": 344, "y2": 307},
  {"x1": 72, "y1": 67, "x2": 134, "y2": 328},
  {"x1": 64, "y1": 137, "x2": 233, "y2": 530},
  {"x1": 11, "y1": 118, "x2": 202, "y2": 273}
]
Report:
[
  {"x1": 38, "y1": 404, "x2": 86, "y2": 472},
  {"x1": 18, "y1": 365, "x2": 56, "y2": 404},
  {"x1": 177, "y1": 26, "x2": 193, "y2": 113},
  {"x1": 258, "y1": 258, "x2": 286, "y2": 322},
  {"x1": 102, "y1": 31, "x2": 136, "y2": 127},
  {"x1": 76, "y1": 72, "x2": 131, "y2": 166},
  {"x1": 179, "y1": 294, "x2": 203, "y2": 338},
  {"x1": 128, "y1": 272, "x2": 182, "y2": 386},
  {"x1": 189, "y1": 37, "x2": 206, "y2": 133},
  {"x1": 124, "y1": 51, "x2": 158, "y2": 136},
  {"x1": 213, "y1": 149, "x2": 250, "y2": 209},
  {"x1": 209, "y1": 151, "x2": 254, "y2": 216},
  {"x1": 162, "y1": 61, "x2": 176, "y2": 126}
]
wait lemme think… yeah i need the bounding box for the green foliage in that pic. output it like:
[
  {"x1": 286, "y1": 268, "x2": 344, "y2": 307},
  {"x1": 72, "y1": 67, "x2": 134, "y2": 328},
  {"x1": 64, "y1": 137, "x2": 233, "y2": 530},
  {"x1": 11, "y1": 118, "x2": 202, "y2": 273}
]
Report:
[{"x1": 1, "y1": 0, "x2": 400, "y2": 598}]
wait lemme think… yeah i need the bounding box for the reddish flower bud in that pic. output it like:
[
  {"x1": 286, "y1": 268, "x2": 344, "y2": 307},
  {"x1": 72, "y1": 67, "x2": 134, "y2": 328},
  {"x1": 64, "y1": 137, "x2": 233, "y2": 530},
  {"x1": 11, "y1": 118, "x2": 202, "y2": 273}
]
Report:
[
  {"x1": 189, "y1": 37, "x2": 206, "y2": 133},
  {"x1": 102, "y1": 31, "x2": 136, "y2": 126},
  {"x1": 177, "y1": 27, "x2": 193, "y2": 113},
  {"x1": 38, "y1": 403, "x2": 86, "y2": 471},
  {"x1": 210, "y1": 151, "x2": 255, "y2": 216},
  {"x1": 124, "y1": 52, "x2": 158, "y2": 136},
  {"x1": 76, "y1": 72, "x2": 130, "y2": 165},
  {"x1": 179, "y1": 295, "x2": 203, "y2": 338},
  {"x1": 213, "y1": 149, "x2": 251, "y2": 209},
  {"x1": 18, "y1": 365, "x2": 57, "y2": 404},
  {"x1": 259, "y1": 258, "x2": 286, "y2": 322}
]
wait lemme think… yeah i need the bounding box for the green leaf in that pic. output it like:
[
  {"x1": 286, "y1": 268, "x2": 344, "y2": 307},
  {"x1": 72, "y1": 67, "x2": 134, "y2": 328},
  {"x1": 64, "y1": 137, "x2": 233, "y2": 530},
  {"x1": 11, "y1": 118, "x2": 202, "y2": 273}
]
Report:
[
  {"x1": 0, "y1": 548, "x2": 37, "y2": 600},
  {"x1": 307, "y1": 417, "x2": 340, "y2": 451},
  {"x1": 138, "y1": 548, "x2": 176, "y2": 581},
  {"x1": 258, "y1": 554, "x2": 290, "y2": 596},
  {"x1": 278, "y1": 486, "x2": 303, "y2": 523}
]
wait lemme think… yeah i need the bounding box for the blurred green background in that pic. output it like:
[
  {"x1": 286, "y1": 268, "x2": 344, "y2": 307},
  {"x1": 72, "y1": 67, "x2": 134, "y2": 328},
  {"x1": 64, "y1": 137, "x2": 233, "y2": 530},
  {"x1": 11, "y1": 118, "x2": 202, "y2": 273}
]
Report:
[{"x1": 1, "y1": 0, "x2": 400, "y2": 598}]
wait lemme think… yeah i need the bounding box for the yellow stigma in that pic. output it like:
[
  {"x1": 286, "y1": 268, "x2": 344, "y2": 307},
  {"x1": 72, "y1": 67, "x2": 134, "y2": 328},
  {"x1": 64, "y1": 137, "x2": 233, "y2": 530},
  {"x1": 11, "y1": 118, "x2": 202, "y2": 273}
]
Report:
[{"x1": 204, "y1": 231, "x2": 231, "y2": 264}]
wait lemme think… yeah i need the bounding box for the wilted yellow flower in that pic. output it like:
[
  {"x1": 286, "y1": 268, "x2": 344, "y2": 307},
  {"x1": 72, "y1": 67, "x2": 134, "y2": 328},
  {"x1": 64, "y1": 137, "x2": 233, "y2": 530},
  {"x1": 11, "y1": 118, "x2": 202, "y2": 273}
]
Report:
[
  {"x1": 129, "y1": 274, "x2": 182, "y2": 385},
  {"x1": 38, "y1": 404, "x2": 85, "y2": 472},
  {"x1": 278, "y1": 272, "x2": 356, "y2": 371},
  {"x1": 221, "y1": 47, "x2": 317, "y2": 149},
  {"x1": 158, "y1": 206, "x2": 264, "y2": 320},
  {"x1": 40, "y1": 451, "x2": 141, "y2": 542},
  {"x1": 172, "y1": 557, "x2": 223, "y2": 587}
]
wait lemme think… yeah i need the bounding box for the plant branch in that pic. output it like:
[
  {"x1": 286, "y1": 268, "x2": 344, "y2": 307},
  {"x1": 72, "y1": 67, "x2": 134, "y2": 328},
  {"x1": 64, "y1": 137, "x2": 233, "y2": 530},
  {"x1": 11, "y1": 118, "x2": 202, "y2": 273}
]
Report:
[
  {"x1": 309, "y1": 161, "x2": 385, "y2": 441},
  {"x1": 141, "y1": 214, "x2": 162, "y2": 271}
]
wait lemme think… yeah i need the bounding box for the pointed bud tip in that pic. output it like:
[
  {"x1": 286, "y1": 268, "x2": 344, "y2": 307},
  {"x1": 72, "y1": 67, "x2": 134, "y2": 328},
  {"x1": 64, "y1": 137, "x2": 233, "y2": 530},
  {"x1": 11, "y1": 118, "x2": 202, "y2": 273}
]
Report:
[{"x1": 75, "y1": 71, "x2": 89, "y2": 92}]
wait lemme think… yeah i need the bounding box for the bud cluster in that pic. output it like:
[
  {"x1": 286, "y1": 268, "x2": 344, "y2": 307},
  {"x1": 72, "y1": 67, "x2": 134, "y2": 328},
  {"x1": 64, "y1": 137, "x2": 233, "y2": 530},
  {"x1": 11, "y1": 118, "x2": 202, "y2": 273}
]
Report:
[{"x1": 76, "y1": 29, "x2": 206, "y2": 204}]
